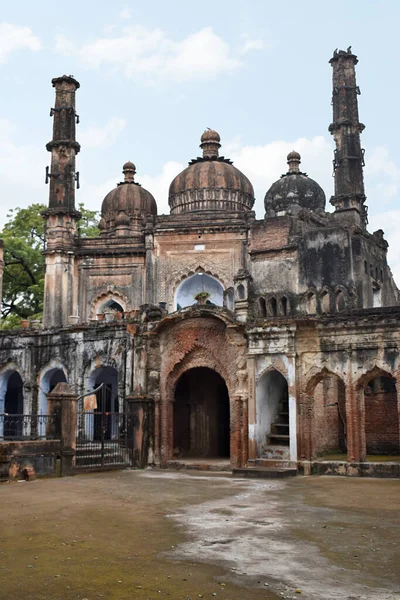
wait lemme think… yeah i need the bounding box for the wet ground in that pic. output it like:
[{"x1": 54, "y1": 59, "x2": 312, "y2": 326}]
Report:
[{"x1": 0, "y1": 470, "x2": 399, "y2": 600}]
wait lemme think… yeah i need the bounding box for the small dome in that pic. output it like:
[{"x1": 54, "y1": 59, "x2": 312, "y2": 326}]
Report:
[
  {"x1": 122, "y1": 160, "x2": 136, "y2": 173},
  {"x1": 101, "y1": 163, "x2": 157, "y2": 230},
  {"x1": 169, "y1": 130, "x2": 254, "y2": 214},
  {"x1": 264, "y1": 151, "x2": 325, "y2": 215},
  {"x1": 200, "y1": 128, "x2": 221, "y2": 143},
  {"x1": 287, "y1": 150, "x2": 301, "y2": 161}
]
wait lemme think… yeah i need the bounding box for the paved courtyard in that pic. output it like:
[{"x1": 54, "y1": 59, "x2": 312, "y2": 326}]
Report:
[{"x1": 0, "y1": 470, "x2": 399, "y2": 600}]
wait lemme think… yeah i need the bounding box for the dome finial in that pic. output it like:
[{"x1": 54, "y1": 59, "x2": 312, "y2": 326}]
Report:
[
  {"x1": 123, "y1": 161, "x2": 136, "y2": 182},
  {"x1": 200, "y1": 128, "x2": 221, "y2": 159},
  {"x1": 287, "y1": 150, "x2": 301, "y2": 174}
]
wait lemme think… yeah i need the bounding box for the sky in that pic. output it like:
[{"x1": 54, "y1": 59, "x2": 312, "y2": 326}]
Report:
[{"x1": 1, "y1": 1, "x2": 400, "y2": 279}]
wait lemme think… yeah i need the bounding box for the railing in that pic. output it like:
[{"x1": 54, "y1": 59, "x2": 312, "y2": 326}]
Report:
[{"x1": 0, "y1": 414, "x2": 57, "y2": 441}]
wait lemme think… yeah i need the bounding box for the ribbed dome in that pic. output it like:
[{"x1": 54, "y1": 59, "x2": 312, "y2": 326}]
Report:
[
  {"x1": 264, "y1": 151, "x2": 326, "y2": 215},
  {"x1": 101, "y1": 162, "x2": 157, "y2": 230},
  {"x1": 169, "y1": 129, "x2": 254, "y2": 215}
]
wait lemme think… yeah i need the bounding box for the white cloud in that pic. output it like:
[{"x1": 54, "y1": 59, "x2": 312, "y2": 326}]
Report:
[
  {"x1": 224, "y1": 135, "x2": 334, "y2": 216},
  {"x1": 364, "y1": 146, "x2": 400, "y2": 202},
  {"x1": 79, "y1": 118, "x2": 126, "y2": 149},
  {"x1": 0, "y1": 118, "x2": 47, "y2": 227},
  {"x1": 0, "y1": 23, "x2": 41, "y2": 64},
  {"x1": 239, "y1": 34, "x2": 267, "y2": 54},
  {"x1": 119, "y1": 7, "x2": 132, "y2": 20},
  {"x1": 55, "y1": 26, "x2": 242, "y2": 83},
  {"x1": 139, "y1": 161, "x2": 184, "y2": 215}
]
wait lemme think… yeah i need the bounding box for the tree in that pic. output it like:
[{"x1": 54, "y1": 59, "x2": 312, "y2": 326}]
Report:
[{"x1": 1, "y1": 203, "x2": 99, "y2": 326}]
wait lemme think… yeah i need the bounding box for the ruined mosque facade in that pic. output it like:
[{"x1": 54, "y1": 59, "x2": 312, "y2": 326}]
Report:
[{"x1": 1, "y1": 48, "x2": 400, "y2": 478}]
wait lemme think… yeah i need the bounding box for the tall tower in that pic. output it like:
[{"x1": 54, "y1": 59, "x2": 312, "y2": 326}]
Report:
[
  {"x1": 329, "y1": 48, "x2": 367, "y2": 228},
  {"x1": 43, "y1": 75, "x2": 81, "y2": 328}
]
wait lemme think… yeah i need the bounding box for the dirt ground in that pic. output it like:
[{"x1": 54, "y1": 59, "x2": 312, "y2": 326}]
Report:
[{"x1": 0, "y1": 471, "x2": 399, "y2": 600}]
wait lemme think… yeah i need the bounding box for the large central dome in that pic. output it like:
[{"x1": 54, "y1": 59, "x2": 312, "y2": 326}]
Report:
[{"x1": 168, "y1": 129, "x2": 254, "y2": 215}]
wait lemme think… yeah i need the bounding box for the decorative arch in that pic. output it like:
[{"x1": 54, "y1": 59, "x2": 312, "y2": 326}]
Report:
[
  {"x1": 166, "y1": 345, "x2": 234, "y2": 401},
  {"x1": 91, "y1": 288, "x2": 130, "y2": 318},
  {"x1": 38, "y1": 361, "x2": 68, "y2": 416},
  {"x1": 174, "y1": 271, "x2": 224, "y2": 311},
  {"x1": 355, "y1": 365, "x2": 396, "y2": 390}
]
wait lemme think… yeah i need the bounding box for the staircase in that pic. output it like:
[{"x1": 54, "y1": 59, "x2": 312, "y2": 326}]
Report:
[{"x1": 233, "y1": 398, "x2": 297, "y2": 479}]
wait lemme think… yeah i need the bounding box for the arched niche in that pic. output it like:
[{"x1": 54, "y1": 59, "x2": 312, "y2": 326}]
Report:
[
  {"x1": 175, "y1": 273, "x2": 224, "y2": 310},
  {"x1": 310, "y1": 374, "x2": 346, "y2": 458},
  {"x1": 363, "y1": 374, "x2": 399, "y2": 456}
]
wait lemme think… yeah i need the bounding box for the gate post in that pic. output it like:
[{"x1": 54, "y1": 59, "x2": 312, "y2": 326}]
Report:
[
  {"x1": 47, "y1": 382, "x2": 77, "y2": 475},
  {"x1": 125, "y1": 395, "x2": 154, "y2": 468}
]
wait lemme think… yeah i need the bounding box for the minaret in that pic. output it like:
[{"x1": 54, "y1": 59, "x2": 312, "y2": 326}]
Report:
[
  {"x1": 43, "y1": 75, "x2": 81, "y2": 328},
  {"x1": 329, "y1": 48, "x2": 367, "y2": 228}
]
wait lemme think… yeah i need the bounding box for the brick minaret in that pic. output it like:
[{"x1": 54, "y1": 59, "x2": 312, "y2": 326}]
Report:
[
  {"x1": 329, "y1": 48, "x2": 367, "y2": 228},
  {"x1": 43, "y1": 75, "x2": 81, "y2": 328}
]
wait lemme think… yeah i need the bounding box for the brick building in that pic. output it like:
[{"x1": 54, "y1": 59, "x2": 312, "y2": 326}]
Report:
[{"x1": 1, "y1": 48, "x2": 400, "y2": 478}]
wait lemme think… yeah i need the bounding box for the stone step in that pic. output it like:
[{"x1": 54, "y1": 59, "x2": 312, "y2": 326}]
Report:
[
  {"x1": 261, "y1": 444, "x2": 291, "y2": 460},
  {"x1": 249, "y1": 458, "x2": 297, "y2": 469},
  {"x1": 268, "y1": 434, "x2": 290, "y2": 445},
  {"x1": 232, "y1": 467, "x2": 297, "y2": 479}
]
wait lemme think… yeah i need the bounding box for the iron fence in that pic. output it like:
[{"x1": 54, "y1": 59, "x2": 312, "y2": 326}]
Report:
[
  {"x1": 76, "y1": 411, "x2": 132, "y2": 469},
  {"x1": 0, "y1": 414, "x2": 57, "y2": 441}
]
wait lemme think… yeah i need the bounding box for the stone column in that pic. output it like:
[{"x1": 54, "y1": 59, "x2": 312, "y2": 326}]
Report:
[
  {"x1": 125, "y1": 395, "x2": 154, "y2": 468},
  {"x1": 247, "y1": 358, "x2": 257, "y2": 460},
  {"x1": 47, "y1": 382, "x2": 77, "y2": 475},
  {"x1": 344, "y1": 381, "x2": 363, "y2": 464},
  {"x1": 230, "y1": 395, "x2": 243, "y2": 468}
]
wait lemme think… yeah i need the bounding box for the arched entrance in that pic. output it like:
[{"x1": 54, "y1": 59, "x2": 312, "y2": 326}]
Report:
[
  {"x1": 39, "y1": 367, "x2": 67, "y2": 414},
  {"x1": 173, "y1": 367, "x2": 230, "y2": 458},
  {"x1": 1, "y1": 371, "x2": 24, "y2": 439},
  {"x1": 89, "y1": 366, "x2": 119, "y2": 441},
  {"x1": 256, "y1": 369, "x2": 289, "y2": 458}
]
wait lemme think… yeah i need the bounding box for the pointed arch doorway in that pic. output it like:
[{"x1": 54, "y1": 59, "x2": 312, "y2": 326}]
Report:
[{"x1": 173, "y1": 367, "x2": 230, "y2": 459}]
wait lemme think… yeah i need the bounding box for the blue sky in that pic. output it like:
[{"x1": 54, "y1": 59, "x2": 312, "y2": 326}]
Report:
[{"x1": 1, "y1": 1, "x2": 400, "y2": 278}]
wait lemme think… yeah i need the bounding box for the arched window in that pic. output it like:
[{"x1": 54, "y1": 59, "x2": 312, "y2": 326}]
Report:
[
  {"x1": 336, "y1": 291, "x2": 346, "y2": 312},
  {"x1": 175, "y1": 273, "x2": 224, "y2": 310},
  {"x1": 224, "y1": 288, "x2": 234, "y2": 311},
  {"x1": 320, "y1": 291, "x2": 330, "y2": 313},
  {"x1": 259, "y1": 297, "x2": 267, "y2": 317},
  {"x1": 306, "y1": 292, "x2": 317, "y2": 314},
  {"x1": 280, "y1": 296, "x2": 288, "y2": 316},
  {"x1": 237, "y1": 284, "x2": 245, "y2": 300},
  {"x1": 99, "y1": 298, "x2": 124, "y2": 314},
  {"x1": 269, "y1": 297, "x2": 278, "y2": 317}
]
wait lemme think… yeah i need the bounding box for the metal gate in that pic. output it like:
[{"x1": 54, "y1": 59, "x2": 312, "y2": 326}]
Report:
[{"x1": 75, "y1": 384, "x2": 133, "y2": 470}]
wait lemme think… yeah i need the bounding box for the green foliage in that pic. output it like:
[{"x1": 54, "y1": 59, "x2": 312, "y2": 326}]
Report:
[
  {"x1": 77, "y1": 203, "x2": 100, "y2": 238},
  {"x1": 1, "y1": 204, "x2": 46, "y2": 319},
  {"x1": 0, "y1": 313, "x2": 24, "y2": 330},
  {"x1": 1, "y1": 203, "x2": 100, "y2": 320}
]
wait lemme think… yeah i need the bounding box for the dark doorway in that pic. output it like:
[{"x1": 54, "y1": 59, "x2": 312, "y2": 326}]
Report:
[
  {"x1": 173, "y1": 367, "x2": 230, "y2": 458},
  {"x1": 93, "y1": 367, "x2": 118, "y2": 441},
  {"x1": 4, "y1": 372, "x2": 24, "y2": 438}
]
